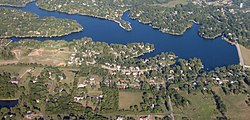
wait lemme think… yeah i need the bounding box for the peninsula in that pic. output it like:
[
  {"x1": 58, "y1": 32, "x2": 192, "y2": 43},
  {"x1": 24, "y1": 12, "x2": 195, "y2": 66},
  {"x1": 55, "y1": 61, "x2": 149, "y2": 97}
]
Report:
[
  {"x1": 36, "y1": 0, "x2": 132, "y2": 31},
  {"x1": 0, "y1": 38, "x2": 249, "y2": 120},
  {"x1": 0, "y1": 8, "x2": 83, "y2": 38},
  {"x1": 0, "y1": 0, "x2": 33, "y2": 7}
]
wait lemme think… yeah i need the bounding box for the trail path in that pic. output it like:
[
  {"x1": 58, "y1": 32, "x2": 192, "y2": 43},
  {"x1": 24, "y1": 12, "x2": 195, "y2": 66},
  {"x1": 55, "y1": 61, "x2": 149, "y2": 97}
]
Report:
[{"x1": 168, "y1": 95, "x2": 175, "y2": 120}]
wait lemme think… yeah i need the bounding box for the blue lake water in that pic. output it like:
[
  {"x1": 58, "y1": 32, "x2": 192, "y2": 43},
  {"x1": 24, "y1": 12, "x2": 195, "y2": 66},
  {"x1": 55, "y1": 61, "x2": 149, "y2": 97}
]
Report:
[
  {"x1": 0, "y1": 100, "x2": 18, "y2": 108},
  {"x1": 2, "y1": 2, "x2": 239, "y2": 70}
]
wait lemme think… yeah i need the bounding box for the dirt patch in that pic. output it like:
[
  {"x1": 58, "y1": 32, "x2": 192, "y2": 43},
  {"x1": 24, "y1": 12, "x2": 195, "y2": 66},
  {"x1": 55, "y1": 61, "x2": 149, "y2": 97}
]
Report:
[
  {"x1": 12, "y1": 49, "x2": 21, "y2": 60},
  {"x1": 2, "y1": 47, "x2": 71, "y2": 66},
  {"x1": 57, "y1": 62, "x2": 66, "y2": 66},
  {"x1": 240, "y1": 45, "x2": 250, "y2": 66},
  {"x1": 28, "y1": 48, "x2": 44, "y2": 57}
]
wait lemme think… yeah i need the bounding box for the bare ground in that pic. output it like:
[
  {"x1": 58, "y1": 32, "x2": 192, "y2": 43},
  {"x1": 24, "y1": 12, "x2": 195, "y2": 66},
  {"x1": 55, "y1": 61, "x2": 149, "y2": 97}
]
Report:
[{"x1": 239, "y1": 45, "x2": 250, "y2": 66}]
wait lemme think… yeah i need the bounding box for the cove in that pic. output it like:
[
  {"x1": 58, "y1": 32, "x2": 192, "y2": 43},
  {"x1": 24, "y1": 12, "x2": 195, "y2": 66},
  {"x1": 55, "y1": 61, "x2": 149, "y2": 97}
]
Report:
[{"x1": 2, "y1": 2, "x2": 239, "y2": 70}]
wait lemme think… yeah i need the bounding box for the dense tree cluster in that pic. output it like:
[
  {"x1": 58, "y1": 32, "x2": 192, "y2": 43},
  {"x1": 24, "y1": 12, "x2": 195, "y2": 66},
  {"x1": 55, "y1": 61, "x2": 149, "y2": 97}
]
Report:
[
  {"x1": 99, "y1": 88, "x2": 119, "y2": 112},
  {"x1": 138, "y1": 92, "x2": 164, "y2": 113},
  {"x1": 0, "y1": 72, "x2": 18, "y2": 98},
  {"x1": 46, "y1": 91, "x2": 84, "y2": 115},
  {"x1": 213, "y1": 94, "x2": 227, "y2": 114},
  {"x1": 0, "y1": 46, "x2": 14, "y2": 60}
]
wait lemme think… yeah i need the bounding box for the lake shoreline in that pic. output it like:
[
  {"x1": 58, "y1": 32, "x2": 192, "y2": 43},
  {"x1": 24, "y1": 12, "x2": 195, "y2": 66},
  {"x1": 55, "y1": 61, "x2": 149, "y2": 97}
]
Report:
[
  {"x1": 0, "y1": 1, "x2": 239, "y2": 69},
  {"x1": 0, "y1": 98, "x2": 18, "y2": 101},
  {"x1": 0, "y1": 3, "x2": 28, "y2": 7},
  {"x1": 35, "y1": 3, "x2": 132, "y2": 32},
  {"x1": 0, "y1": 27, "x2": 83, "y2": 39}
]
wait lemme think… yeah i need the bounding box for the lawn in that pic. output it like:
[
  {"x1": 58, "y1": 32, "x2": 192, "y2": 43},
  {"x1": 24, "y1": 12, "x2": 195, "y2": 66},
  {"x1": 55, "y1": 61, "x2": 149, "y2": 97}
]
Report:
[
  {"x1": 175, "y1": 91, "x2": 220, "y2": 120},
  {"x1": 0, "y1": 66, "x2": 31, "y2": 74},
  {"x1": 119, "y1": 91, "x2": 143, "y2": 110}
]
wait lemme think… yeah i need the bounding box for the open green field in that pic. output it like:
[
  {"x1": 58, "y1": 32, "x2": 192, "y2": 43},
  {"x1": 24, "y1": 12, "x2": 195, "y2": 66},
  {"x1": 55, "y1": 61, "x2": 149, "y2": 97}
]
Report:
[
  {"x1": 152, "y1": 0, "x2": 188, "y2": 8},
  {"x1": 214, "y1": 87, "x2": 250, "y2": 120},
  {"x1": 222, "y1": 94, "x2": 250, "y2": 120},
  {"x1": 60, "y1": 68, "x2": 76, "y2": 86},
  {"x1": 119, "y1": 91, "x2": 143, "y2": 110},
  {"x1": 0, "y1": 65, "x2": 31, "y2": 74},
  {"x1": 175, "y1": 91, "x2": 220, "y2": 120}
]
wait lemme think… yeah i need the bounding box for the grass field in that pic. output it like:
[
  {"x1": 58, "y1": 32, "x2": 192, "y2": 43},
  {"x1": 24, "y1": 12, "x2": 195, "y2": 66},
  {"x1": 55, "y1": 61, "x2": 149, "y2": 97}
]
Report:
[
  {"x1": 0, "y1": 66, "x2": 31, "y2": 74},
  {"x1": 214, "y1": 87, "x2": 250, "y2": 120},
  {"x1": 240, "y1": 45, "x2": 250, "y2": 66},
  {"x1": 175, "y1": 91, "x2": 220, "y2": 120},
  {"x1": 152, "y1": 0, "x2": 188, "y2": 8},
  {"x1": 60, "y1": 68, "x2": 76, "y2": 86},
  {"x1": 119, "y1": 91, "x2": 143, "y2": 110}
]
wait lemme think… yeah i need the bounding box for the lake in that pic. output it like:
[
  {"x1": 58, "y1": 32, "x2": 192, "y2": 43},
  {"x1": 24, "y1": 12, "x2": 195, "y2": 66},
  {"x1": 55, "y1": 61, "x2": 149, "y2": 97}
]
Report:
[{"x1": 2, "y1": 1, "x2": 239, "y2": 70}]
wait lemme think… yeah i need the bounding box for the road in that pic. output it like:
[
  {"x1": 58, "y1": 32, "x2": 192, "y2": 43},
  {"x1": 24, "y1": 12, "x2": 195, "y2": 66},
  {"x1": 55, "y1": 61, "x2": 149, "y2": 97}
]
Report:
[
  {"x1": 244, "y1": 65, "x2": 250, "y2": 69},
  {"x1": 236, "y1": 43, "x2": 244, "y2": 66},
  {"x1": 19, "y1": 69, "x2": 32, "y2": 78},
  {"x1": 5, "y1": 40, "x2": 13, "y2": 46},
  {"x1": 101, "y1": 65, "x2": 154, "y2": 72},
  {"x1": 168, "y1": 95, "x2": 175, "y2": 120}
]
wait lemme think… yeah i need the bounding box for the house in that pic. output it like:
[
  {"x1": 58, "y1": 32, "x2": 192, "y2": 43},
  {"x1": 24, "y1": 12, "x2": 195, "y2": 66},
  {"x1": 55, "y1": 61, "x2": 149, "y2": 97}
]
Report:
[
  {"x1": 89, "y1": 78, "x2": 95, "y2": 81},
  {"x1": 74, "y1": 97, "x2": 84, "y2": 101},
  {"x1": 77, "y1": 84, "x2": 87, "y2": 88},
  {"x1": 117, "y1": 116, "x2": 125, "y2": 120},
  {"x1": 117, "y1": 83, "x2": 128, "y2": 89},
  {"x1": 10, "y1": 81, "x2": 18, "y2": 84},
  {"x1": 140, "y1": 115, "x2": 151, "y2": 120},
  {"x1": 59, "y1": 76, "x2": 64, "y2": 80}
]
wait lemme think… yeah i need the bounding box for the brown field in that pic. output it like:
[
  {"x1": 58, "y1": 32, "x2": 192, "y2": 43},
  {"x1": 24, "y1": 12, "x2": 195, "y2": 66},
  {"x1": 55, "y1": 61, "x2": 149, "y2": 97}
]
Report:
[
  {"x1": 240, "y1": 45, "x2": 250, "y2": 66},
  {"x1": 151, "y1": 0, "x2": 188, "y2": 8},
  {"x1": 214, "y1": 87, "x2": 250, "y2": 120},
  {"x1": 119, "y1": 91, "x2": 143, "y2": 110},
  {"x1": 88, "y1": 90, "x2": 102, "y2": 96},
  {"x1": 1, "y1": 47, "x2": 72, "y2": 66}
]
